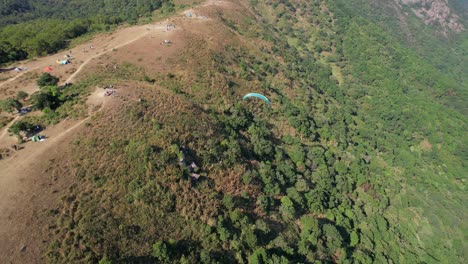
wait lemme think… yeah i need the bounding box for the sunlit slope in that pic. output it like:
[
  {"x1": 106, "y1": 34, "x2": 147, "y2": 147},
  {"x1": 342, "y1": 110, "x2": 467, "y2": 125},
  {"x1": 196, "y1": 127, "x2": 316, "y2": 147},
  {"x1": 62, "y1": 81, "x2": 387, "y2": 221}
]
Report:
[{"x1": 41, "y1": 0, "x2": 466, "y2": 263}]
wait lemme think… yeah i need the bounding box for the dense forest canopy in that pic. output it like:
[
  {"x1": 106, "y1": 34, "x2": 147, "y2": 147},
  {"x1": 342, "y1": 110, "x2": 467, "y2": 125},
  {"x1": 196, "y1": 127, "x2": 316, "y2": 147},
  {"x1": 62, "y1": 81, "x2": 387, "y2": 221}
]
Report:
[
  {"x1": 332, "y1": 0, "x2": 467, "y2": 115},
  {"x1": 0, "y1": 0, "x2": 466, "y2": 263},
  {"x1": 0, "y1": 0, "x2": 169, "y2": 26}
]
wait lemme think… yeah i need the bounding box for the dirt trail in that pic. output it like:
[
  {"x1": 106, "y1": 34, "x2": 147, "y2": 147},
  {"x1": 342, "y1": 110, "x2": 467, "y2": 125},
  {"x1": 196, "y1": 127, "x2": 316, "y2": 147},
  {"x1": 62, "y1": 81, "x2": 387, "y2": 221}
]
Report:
[
  {"x1": 0, "y1": 0, "x2": 217, "y2": 167},
  {"x1": 0, "y1": 88, "x2": 107, "y2": 262},
  {"x1": 0, "y1": 23, "x2": 173, "y2": 146},
  {"x1": 0, "y1": 0, "x2": 216, "y2": 189},
  {"x1": 65, "y1": 24, "x2": 167, "y2": 84},
  {"x1": 0, "y1": 72, "x2": 24, "y2": 88},
  {"x1": 0, "y1": 89, "x2": 105, "y2": 174},
  {"x1": 0, "y1": 24, "x2": 159, "y2": 99}
]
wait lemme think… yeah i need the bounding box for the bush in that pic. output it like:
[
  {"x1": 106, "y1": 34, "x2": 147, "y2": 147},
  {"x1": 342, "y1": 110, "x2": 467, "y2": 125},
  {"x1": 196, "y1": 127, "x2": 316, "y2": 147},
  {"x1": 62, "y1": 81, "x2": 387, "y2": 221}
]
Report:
[
  {"x1": 8, "y1": 120, "x2": 36, "y2": 135},
  {"x1": 0, "y1": 98, "x2": 22, "y2": 113},
  {"x1": 16, "y1": 91, "x2": 28, "y2": 101},
  {"x1": 0, "y1": 116, "x2": 13, "y2": 128},
  {"x1": 152, "y1": 241, "x2": 169, "y2": 262},
  {"x1": 98, "y1": 256, "x2": 112, "y2": 264},
  {"x1": 32, "y1": 92, "x2": 62, "y2": 110},
  {"x1": 36, "y1": 73, "x2": 59, "y2": 87}
]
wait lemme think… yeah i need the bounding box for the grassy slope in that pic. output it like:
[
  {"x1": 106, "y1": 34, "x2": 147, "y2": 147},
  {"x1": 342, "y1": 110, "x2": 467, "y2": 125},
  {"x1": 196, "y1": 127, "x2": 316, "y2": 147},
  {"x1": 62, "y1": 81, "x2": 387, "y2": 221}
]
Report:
[{"x1": 41, "y1": 0, "x2": 466, "y2": 263}]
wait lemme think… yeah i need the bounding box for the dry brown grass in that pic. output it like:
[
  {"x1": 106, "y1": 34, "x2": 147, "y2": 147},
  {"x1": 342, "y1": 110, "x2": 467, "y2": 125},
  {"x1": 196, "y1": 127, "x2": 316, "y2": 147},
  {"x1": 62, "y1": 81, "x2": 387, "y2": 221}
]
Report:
[{"x1": 0, "y1": 0, "x2": 285, "y2": 262}]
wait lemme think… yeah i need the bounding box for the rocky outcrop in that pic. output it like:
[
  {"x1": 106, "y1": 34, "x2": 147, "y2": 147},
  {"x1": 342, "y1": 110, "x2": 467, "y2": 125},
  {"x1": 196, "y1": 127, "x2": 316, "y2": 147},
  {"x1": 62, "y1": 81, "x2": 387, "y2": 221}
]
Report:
[{"x1": 398, "y1": 0, "x2": 465, "y2": 34}]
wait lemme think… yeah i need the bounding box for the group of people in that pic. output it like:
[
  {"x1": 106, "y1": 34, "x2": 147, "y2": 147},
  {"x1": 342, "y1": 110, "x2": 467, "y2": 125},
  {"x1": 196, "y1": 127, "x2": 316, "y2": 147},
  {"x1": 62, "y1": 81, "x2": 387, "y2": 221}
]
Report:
[
  {"x1": 104, "y1": 88, "x2": 116, "y2": 96},
  {"x1": 178, "y1": 146, "x2": 201, "y2": 180},
  {"x1": 103, "y1": 84, "x2": 116, "y2": 96}
]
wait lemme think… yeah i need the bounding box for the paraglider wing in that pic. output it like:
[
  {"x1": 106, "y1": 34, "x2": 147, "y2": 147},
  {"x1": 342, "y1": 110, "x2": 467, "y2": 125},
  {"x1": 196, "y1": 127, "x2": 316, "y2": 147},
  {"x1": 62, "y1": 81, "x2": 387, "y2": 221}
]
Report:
[{"x1": 243, "y1": 93, "x2": 271, "y2": 105}]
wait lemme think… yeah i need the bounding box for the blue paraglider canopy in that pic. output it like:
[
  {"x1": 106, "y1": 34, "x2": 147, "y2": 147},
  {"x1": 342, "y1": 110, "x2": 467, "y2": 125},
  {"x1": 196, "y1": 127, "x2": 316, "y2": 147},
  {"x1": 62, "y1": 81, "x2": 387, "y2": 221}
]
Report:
[{"x1": 243, "y1": 93, "x2": 271, "y2": 105}]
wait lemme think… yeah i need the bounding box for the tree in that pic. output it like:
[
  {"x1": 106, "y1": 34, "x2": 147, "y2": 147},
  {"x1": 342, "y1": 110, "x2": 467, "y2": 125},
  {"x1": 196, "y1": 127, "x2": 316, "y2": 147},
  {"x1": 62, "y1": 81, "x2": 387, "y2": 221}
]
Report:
[
  {"x1": 248, "y1": 248, "x2": 267, "y2": 264},
  {"x1": 248, "y1": 122, "x2": 274, "y2": 158},
  {"x1": 279, "y1": 196, "x2": 295, "y2": 220},
  {"x1": 252, "y1": 138, "x2": 274, "y2": 158},
  {"x1": 286, "y1": 187, "x2": 304, "y2": 207},
  {"x1": 241, "y1": 227, "x2": 258, "y2": 248},
  {"x1": 0, "y1": 98, "x2": 22, "y2": 113},
  {"x1": 152, "y1": 241, "x2": 169, "y2": 262},
  {"x1": 295, "y1": 178, "x2": 309, "y2": 192},
  {"x1": 217, "y1": 220, "x2": 233, "y2": 242},
  {"x1": 32, "y1": 91, "x2": 62, "y2": 110},
  {"x1": 288, "y1": 142, "x2": 305, "y2": 165},
  {"x1": 36, "y1": 73, "x2": 59, "y2": 87},
  {"x1": 98, "y1": 256, "x2": 112, "y2": 264},
  {"x1": 0, "y1": 41, "x2": 28, "y2": 64},
  {"x1": 8, "y1": 120, "x2": 35, "y2": 135},
  {"x1": 350, "y1": 231, "x2": 359, "y2": 247},
  {"x1": 322, "y1": 224, "x2": 343, "y2": 253},
  {"x1": 258, "y1": 162, "x2": 281, "y2": 195},
  {"x1": 223, "y1": 194, "x2": 235, "y2": 210}
]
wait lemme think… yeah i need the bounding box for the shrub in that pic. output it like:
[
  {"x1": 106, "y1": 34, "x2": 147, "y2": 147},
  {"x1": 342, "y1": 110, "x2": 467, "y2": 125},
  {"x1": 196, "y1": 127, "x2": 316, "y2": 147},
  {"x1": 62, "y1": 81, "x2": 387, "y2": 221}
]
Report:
[
  {"x1": 16, "y1": 91, "x2": 29, "y2": 101},
  {"x1": 0, "y1": 98, "x2": 22, "y2": 113},
  {"x1": 32, "y1": 92, "x2": 62, "y2": 110},
  {"x1": 36, "y1": 73, "x2": 59, "y2": 87},
  {"x1": 8, "y1": 120, "x2": 36, "y2": 135},
  {"x1": 152, "y1": 241, "x2": 169, "y2": 262}
]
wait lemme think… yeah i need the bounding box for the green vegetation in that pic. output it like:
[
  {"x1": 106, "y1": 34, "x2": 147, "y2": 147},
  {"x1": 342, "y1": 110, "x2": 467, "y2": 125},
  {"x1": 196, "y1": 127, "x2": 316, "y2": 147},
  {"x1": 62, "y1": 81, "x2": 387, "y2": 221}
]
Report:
[
  {"x1": 30, "y1": 77, "x2": 93, "y2": 124},
  {"x1": 0, "y1": 0, "x2": 171, "y2": 26},
  {"x1": 36, "y1": 73, "x2": 59, "y2": 87},
  {"x1": 0, "y1": 0, "x2": 176, "y2": 65},
  {"x1": 1, "y1": 73, "x2": 93, "y2": 143},
  {"x1": 0, "y1": 98, "x2": 22, "y2": 113},
  {"x1": 0, "y1": 115, "x2": 13, "y2": 129},
  {"x1": 0, "y1": 18, "x2": 113, "y2": 64},
  {"x1": 17, "y1": 0, "x2": 464, "y2": 263},
  {"x1": 8, "y1": 120, "x2": 36, "y2": 136},
  {"x1": 16, "y1": 91, "x2": 28, "y2": 101},
  {"x1": 332, "y1": 0, "x2": 468, "y2": 116}
]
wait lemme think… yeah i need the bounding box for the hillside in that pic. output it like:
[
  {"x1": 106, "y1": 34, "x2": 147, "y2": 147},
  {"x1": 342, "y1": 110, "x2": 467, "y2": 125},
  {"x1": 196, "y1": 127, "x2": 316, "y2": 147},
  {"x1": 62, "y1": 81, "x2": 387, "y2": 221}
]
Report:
[
  {"x1": 0, "y1": 0, "x2": 466, "y2": 263},
  {"x1": 0, "y1": 0, "x2": 175, "y2": 26},
  {"x1": 332, "y1": 0, "x2": 468, "y2": 115},
  {"x1": 0, "y1": 0, "x2": 179, "y2": 64}
]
